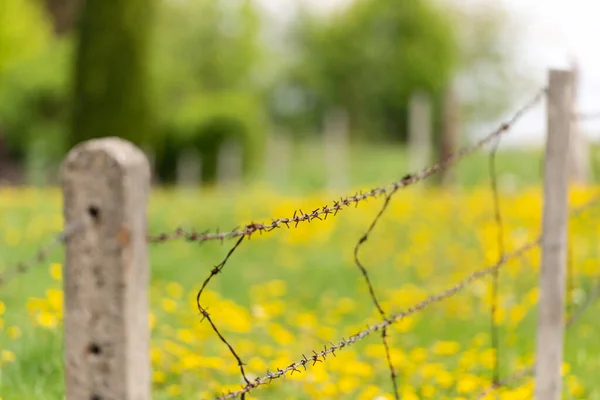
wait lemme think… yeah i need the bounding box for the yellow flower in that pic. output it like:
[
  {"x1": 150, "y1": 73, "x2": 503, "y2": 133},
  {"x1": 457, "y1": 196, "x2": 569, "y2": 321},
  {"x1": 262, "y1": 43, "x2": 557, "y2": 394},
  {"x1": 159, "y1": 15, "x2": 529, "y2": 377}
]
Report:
[
  {"x1": 152, "y1": 371, "x2": 166, "y2": 383},
  {"x1": 510, "y1": 305, "x2": 526, "y2": 326},
  {"x1": 161, "y1": 298, "x2": 177, "y2": 313},
  {"x1": 457, "y1": 375, "x2": 480, "y2": 394},
  {"x1": 479, "y1": 348, "x2": 496, "y2": 370},
  {"x1": 49, "y1": 263, "x2": 62, "y2": 280},
  {"x1": 410, "y1": 347, "x2": 427, "y2": 363},
  {"x1": 338, "y1": 376, "x2": 359, "y2": 393},
  {"x1": 2, "y1": 350, "x2": 15, "y2": 363},
  {"x1": 266, "y1": 280, "x2": 287, "y2": 297},
  {"x1": 295, "y1": 312, "x2": 317, "y2": 329},
  {"x1": 432, "y1": 340, "x2": 460, "y2": 356},
  {"x1": 37, "y1": 310, "x2": 58, "y2": 328},
  {"x1": 268, "y1": 323, "x2": 294, "y2": 345},
  {"x1": 359, "y1": 385, "x2": 381, "y2": 400},
  {"x1": 567, "y1": 375, "x2": 584, "y2": 397},
  {"x1": 177, "y1": 329, "x2": 195, "y2": 344},
  {"x1": 0, "y1": 301, "x2": 5, "y2": 315},
  {"x1": 435, "y1": 370, "x2": 454, "y2": 388},
  {"x1": 166, "y1": 282, "x2": 183, "y2": 298},
  {"x1": 167, "y1": 384, "x2": 181, "y2": 396},
  {"x1": 247, "y1": 356, "x2": 267, "y2": 372},
  {"x1": 7, "y1": 326, "x2": 21, "y2": 339},
  {"x1": 148, "y1": 313, "x2": 156, "y2": 330},
  {"x1": 421, "y1": 385, "x2": 436, "y2": 398}
]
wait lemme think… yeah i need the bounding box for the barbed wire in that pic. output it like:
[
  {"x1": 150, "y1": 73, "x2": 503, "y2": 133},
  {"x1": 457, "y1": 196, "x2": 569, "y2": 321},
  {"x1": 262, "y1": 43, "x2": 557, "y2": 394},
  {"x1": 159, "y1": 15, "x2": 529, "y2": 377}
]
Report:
[
  {"x1": 181, "y1": 87, "x2": 548, "y2": 398},
  {"x1": 216, "y1": 195, "x2": 600, "y2": 400},
  {"x1": 476, "y1": 195, "x2": 600, "y2": 399},
  {"x1": 0, "y1": 218, "x2": 87, "y2": 287},
  {"x1": 353, "y1": 186, "x2": 401, "y2": 399},
  {"x1": 215, "y1": 238, "x2": 542, "y2": 400},
  {"x1": 147, "y1": 87, "x2": 547, "y2": 246}
]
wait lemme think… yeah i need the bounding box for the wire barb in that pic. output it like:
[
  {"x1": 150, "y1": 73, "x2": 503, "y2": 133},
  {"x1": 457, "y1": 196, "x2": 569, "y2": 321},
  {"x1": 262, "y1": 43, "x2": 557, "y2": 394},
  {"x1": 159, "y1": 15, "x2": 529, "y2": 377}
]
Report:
[
  {"x1": 0, "y1": 218, "x2": 87, "y2": 287},
  {"x1": 353, "y1": 187, "x2": 400, "y2": 399},
  {"x1": 195, "y1": 236, "x2": 250, "y2": 385}
]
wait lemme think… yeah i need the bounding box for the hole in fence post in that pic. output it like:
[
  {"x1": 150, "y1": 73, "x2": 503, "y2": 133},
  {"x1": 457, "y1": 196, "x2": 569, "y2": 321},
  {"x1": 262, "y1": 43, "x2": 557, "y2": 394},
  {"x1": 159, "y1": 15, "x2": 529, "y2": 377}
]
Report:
[
  {"x1": 88, "y1": 205, "x2": 100, "y2": 220},
  {"x1": 87, "y1": 343, "x2": 102, "y2": 355},
  {"x1": 90, "y1": 395, "x2": 101, "y2": 400}
]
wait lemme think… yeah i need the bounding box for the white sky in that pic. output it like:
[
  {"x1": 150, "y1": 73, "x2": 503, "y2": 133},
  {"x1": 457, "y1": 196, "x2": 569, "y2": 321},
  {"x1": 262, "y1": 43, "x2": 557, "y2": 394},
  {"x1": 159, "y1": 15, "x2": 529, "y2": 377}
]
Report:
[{"x1": 256, "y1": 0, "x2": 600, "y2": 147}]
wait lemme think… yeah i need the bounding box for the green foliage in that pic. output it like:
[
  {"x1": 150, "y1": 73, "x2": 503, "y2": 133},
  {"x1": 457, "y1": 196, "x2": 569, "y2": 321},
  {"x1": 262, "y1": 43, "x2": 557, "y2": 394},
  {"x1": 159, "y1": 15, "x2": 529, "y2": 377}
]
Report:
[
  {"x1": 0, "y1": 0, "x2": 52, "y2": 75},
  {"x1": 0, "y1": 0, "x2": 70, "y2": 170},
  {"x1": 280, "y1": 0, "x2": 458, "y2": 142},
  {"x1": 150, "y1": 0, "x2": 267, "y2": 183}
]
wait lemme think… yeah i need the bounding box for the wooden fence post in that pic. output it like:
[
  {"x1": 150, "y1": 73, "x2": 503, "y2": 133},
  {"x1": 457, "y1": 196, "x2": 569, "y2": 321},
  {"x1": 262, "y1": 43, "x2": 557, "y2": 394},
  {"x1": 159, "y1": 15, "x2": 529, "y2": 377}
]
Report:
[
  {"x1": 534, "y1": 69, "x2": 573, "y2": 400},
  {"x1": 324, "y1": 108, "x2": 349, "y2": 191},
  {"x1": 408, "y1": 91, "x2": 432, "y2": 173},
  {"x1": 61, "y1": 137, "x2": 151, "y2": 400}
]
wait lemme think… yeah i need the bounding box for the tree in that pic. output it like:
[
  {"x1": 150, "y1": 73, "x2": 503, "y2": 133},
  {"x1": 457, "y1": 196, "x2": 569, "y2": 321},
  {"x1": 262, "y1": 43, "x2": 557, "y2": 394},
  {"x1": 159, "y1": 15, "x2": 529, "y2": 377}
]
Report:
[
  {"x1": 275, "y1": 0, "x2": 532, "y2": 149},
  {"x1": 278, "y1": 0, "x2": 458, "y2": 142},
  {"x1": 70, "y1": 0, "x2": 153, "y2": 149},
  {"x1": 150, "y1": 0, "x2": 268, "y2": 184}
]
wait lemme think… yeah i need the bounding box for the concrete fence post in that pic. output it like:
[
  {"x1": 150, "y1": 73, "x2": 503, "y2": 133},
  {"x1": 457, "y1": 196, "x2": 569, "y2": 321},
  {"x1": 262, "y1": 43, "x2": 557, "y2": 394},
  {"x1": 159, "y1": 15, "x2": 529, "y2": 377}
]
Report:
[{"x1": 61, "y1": 137, "x2": 151, "y2": 400}]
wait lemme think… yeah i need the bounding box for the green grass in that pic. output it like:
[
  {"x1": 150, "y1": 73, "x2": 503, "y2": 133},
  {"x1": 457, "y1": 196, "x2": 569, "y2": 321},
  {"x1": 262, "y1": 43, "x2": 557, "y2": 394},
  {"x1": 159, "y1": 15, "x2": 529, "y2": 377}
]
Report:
[{"x1": 1, "y1": 142, "x2": 600, "y2": 399}]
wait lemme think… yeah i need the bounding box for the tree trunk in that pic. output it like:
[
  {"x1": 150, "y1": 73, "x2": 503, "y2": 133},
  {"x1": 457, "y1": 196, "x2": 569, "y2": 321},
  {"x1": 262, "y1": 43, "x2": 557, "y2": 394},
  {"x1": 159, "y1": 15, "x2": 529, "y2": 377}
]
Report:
[
  {"x1": 70, "y1": 0, "x2": 153, "y2": 149},
  {"x1": 42, "y1": 0, "x2": 82, "y2": 35}
]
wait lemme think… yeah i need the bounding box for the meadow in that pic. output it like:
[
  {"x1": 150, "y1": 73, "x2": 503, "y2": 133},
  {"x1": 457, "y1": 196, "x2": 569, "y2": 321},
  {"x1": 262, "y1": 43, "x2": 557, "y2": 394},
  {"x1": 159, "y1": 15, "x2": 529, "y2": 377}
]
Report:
[{"x1": 1, "y1": 144, "x2": 600, "y2": 400}]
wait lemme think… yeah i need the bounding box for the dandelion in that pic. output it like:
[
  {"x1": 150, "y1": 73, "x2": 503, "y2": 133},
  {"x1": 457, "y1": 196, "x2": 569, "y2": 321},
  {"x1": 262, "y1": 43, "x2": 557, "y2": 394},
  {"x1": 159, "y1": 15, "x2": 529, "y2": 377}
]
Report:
[
  {"x1": 7, "y1": 326, "x2": 21, "y2": 339},
  {"x1": 0, "y1": 301, "x2": 4, "y2": 315},
  {"x1": 153, "y1": 371, "x2": 166, "y2": 383},
  {"x1": 267, "y1": 323, "x2": 295, "y2": 345},
  {"x1": 167, "y1": 384, "x2": 181, "y2": 396},
  {"x1": 49, "y1": 263, "x2": 62, "y2": 280},
  {"x1": 432, "y1": 340, "x2": 460, "y2": 356},
  {"x1": 457, "y1": 374, "x2": 480, "y2": 394},
  {"x1": 509, "y1": 304, "x2": 526, "y2": 326},
  {"x1": 166, "y1": 282, "x2": 183, "y2": 298},
  {"x1": 2, "y1": 350, "x2": 15, "y2": 363},
  {"x1": 161, "y1": 298, "x2": 178, "y2": 313},
  {"x1": 479, "y1": 348, "x2": 496, "y2": 370}
]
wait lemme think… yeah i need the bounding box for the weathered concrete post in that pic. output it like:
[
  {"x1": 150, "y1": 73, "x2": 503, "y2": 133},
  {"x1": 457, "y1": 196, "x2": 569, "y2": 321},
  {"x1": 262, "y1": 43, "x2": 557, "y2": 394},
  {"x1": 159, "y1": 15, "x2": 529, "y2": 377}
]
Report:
[{"x1": 61, "y1": 137, "x2": 151, "y2": 400}]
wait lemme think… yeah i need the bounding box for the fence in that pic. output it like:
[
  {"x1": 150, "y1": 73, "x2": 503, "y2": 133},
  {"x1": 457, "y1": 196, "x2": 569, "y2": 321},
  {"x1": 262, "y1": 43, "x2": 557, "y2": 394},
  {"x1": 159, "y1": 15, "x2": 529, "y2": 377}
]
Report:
[{"x1": 1, "y1": 68, "x2": 600, "y2": 400}]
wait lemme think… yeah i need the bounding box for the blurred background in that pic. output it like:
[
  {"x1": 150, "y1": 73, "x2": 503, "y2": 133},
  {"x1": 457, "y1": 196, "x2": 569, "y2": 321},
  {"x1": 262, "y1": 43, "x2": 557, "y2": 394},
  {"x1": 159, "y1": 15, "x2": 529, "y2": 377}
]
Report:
[{"x1": 1, "y1": 0, "x2": 599, "y2": 192}]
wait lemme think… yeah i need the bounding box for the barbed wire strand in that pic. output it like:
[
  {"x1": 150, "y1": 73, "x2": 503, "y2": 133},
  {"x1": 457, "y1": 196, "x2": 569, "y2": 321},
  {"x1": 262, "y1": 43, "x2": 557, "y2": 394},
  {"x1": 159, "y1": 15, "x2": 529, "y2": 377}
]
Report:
[
  {"x1": 476, "y1": 196, "x2": 600, "y2": 399},
  {"x1": 177, "y1": 87, "x2": 546, "y2": 400},
  {"x1": 0, "y1": 218, "x2": 87, "y2": 287},
  {"x1": 488, "y1": 135, "x2": 505, "y2": 394},
  {"x1": 215, "y1": 238, "x2": 542, "y2": 400},
  {"x1": 217, "y1": 196, "x2": 600, "y2": 400},
  {"x1": 353, "y1": 186, "x2": 400, "y2": 399},
  {"x1": 194, "y1": 235, "x2": 251, "y2": 397},
  {"x1": 147, "y1": 88, "x2": 547, "y2": 246}
]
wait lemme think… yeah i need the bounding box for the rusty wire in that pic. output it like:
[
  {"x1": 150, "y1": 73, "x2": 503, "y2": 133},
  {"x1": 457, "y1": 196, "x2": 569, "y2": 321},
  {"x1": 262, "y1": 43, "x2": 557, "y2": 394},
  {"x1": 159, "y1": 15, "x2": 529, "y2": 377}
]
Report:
[
  {"x1": 175, "y1": 87, "x2": 547, "y2": 398},
  {"x1": 353, "y1": 186, "x2": 400, "y2": 399},
  {"x1": 215, "y1": 238, "x2": 542, "y2": 400},
  {"x1": 0, "y1": 218, "x2": 87, "y2": 287},
  {"x1": 147, "y1": 88, "x2": 547, "y2": 245}
]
